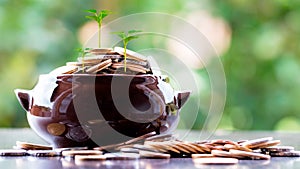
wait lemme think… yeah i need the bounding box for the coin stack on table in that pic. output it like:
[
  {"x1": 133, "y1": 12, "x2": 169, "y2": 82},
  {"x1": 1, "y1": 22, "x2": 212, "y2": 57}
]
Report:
[{"x1": 0, "y1": 133, "x2": 299, "y2": 166}]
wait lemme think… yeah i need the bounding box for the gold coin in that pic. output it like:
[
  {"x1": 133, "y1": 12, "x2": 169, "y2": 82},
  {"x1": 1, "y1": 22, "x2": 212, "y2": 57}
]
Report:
[
  {"x1": 16, "y1": 141, "x2": 52, "y2": 150},
  {"x1": 47, "y1": 123, "x2": 66, "y2": 136}
]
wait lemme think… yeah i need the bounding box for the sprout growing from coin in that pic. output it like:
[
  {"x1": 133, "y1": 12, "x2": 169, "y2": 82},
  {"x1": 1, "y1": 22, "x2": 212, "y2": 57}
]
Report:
[
  {"x1": 76, "y1": 47, "x2": 91, "y2": 72},
  {"x1": 85, "y1": 9, "x2": 111, "y2": 48},
  {"x1": 112, "y1": 30, "x2": 142, "y2": 72}
]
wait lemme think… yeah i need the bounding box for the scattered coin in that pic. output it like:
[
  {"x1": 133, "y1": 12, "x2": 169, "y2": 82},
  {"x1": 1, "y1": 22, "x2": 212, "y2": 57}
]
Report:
[
  {"x1": 210, "y1": 139, "x2": 238, "y2": 146},
  {"x1": 4, "y1": 135, "x2": 298, "y2": 162},
  {"x1": 145, "y1": 133, "x2": 174, "y2": 142},
  {"x1": 269, "y1": 151, "x2": 300, "y2": 157},
  {"x1": 223, "y1": 144, "x2": 238, "y2": 150},
  {"x1": 65, "y1": 126, "x2": 92, "y2": 142},
  {"x1": 192, "y1": 154, "x2": 215, "y2": 158},
  {"x1": 144, "y1": 142, "x2": 171, "y2": 153},
  {"x1": 104, "y1": 153, "x2": 140, "y2": 160},
  {"x1": 54, "y1": 147, "x2": 89, "y2": 153},
  {"x1": 193, "y1": 157, "x2": 238, "y2": 165},
  {"x1": 181, "y1": 142, "x2": 204, "y2": 154},
  {"x1": 229, "y1": 149, "x2": 271, "y2": 160},
  {"x1": 74, "y1": 155, "x2": 106, "y2": 161},
  {"x1": 240, "y1": 137, "x2": 273, "y2": 148},
  {"x1": 174, "y1": 142, "x2": 197, "y2": 154},
  {"x1": 124, "y1": 131, "x2": 157, "y2": 145},
  {"x1": 16, "y1": 141, "x2": 52, "y2": 150},
  {"x1": 261, "y1": 146, "x2": 294, "y2": 153},
  {"x1": 47, "y1": 123, "x2": 66, "y2": 136},
  {"x1": 119, "y1": 147, "x2": 140, "y2": 154},
  {"x1": 235, "y1": 145, "x2": 253, "y2": 152},
  {"x1": 211, "y1": 150, "x2": 244, "y2": 159},
  {"x1": 131, "y1": 144, "x2": 160, "y2": 153},
  {"x1": 139, "y1": 150, "x2": 171, "y2": 159},
  {"x1": 249, "y1": 140, "x2": 281, "y2": 149},
  {"x1": 27, "y1": 150, "x2": 61, "y2": 157},
  {"x1": 0, "y1": 149, "x2": 27, "y2": 156},
  {"x1": 193, "y1": 143, "x2": 211, "y2": 153},
  {"x1": 62, "y1": 150, "x2": 103, "y2": 158}
]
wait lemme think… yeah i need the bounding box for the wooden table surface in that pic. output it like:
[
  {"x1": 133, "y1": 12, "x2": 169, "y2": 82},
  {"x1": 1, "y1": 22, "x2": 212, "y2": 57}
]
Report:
[{"x1": 0, "y1": 128, "x2": 299, "y2": 169}]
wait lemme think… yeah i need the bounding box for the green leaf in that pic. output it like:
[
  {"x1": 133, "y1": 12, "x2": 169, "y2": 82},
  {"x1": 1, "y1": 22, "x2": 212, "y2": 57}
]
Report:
[
  {"x1": 99, "y1": 10, "x2": 112, "y2": 19},
  {"x1": 85, "y1": 15, "x2": 98, "y2": 21},
  {"x1": 85, "y1": 9, "x2": 97, "y2": 14},
  {"x1": 125, "y1": 35, "x2": 139, "y2": 42},
  {"x1": 112, "y1": 31, "x2": 126, "y2": 39},
  {"x1": 76, "y1": 48, "x2": 84, "y2": 53},
  {"x1": 128, "y1": 30, "x2": 142, "y2": 35}
]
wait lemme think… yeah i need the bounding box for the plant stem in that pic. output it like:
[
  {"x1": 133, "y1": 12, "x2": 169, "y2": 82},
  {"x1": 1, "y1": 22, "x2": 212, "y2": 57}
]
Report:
[
  {"x1": 98, "y1": 21, "x2": 101, "y2": 48},
  {"x1": 82, "y1": 53, "x2": 85, "y2": 73},
  {"x1": 124, "y1": 41, "x2": 127, "y2": 72}
]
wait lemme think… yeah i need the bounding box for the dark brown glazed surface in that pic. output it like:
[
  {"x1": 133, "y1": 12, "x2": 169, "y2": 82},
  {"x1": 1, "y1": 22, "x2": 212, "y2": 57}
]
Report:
[{"x1": 16, "y1": 74, "x2": 190, "y2": 148}]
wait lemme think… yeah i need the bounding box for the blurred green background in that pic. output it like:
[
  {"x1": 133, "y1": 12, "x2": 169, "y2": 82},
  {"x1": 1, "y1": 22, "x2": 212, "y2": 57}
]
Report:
[{"x1": 0, "y1": 0, "x2": 299, "y2": 130}]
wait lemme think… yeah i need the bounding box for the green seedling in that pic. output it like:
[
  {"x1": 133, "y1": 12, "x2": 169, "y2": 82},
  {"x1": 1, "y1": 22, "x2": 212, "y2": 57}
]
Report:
[
  {"x1": 85, "y1": 9, "x2": 111, "y2": 48},
  {"x1": 112, "y1": 30, "x2": 142, "y2": 72},
  {"x1": 76, "y1": 47, "x2": 91, "y2": 72}
]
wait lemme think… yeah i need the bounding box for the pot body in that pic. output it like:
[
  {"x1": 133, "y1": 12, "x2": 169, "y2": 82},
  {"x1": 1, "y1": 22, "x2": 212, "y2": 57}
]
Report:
[{"x1": 16, "y1": 74, "x2": 190, "y2": 148}]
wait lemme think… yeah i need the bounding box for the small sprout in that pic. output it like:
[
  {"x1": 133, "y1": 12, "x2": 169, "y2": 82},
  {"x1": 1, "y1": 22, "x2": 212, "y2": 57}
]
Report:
[
  {"x1": 112, "y1": 30, "x2": 142, "y2": 72},
  {"x1": 85, "y1": 9, "x2": 112, "y2": 48},
  {"x1": 76, "y1": 47, "x2": 91, "y2": 72}
]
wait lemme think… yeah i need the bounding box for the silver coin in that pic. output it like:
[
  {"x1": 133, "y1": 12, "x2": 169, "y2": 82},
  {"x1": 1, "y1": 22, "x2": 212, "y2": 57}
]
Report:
[
  {"x1": 27, "y1": 150, "x2": 61, "y2": 157},
  {"x1": 62, "y1": 150, "x2": 103, "y2": 157},
  {"x1": 104, "y1": 152, "x2": 140, "y2": 160},
  {"x1": 139, "y1": 150, "x2": 171, "y2": 159},
  {"x1": 0, "y1": 149, "x2": 27, "y2": 156},
  {"x1": 269, "y1": 151, "x2": 300, "y2": 157},
  {"x1": 74, "y1": 155, "x2": 106, "y2": 161},
  {"x1": 261, "y1": 146, "x2": 294, "y2": 152}
]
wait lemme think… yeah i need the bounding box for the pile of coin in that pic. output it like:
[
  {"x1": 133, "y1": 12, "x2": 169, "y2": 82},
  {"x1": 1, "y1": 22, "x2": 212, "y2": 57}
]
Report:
[
  {"x1": 261, "y1": 146, "x2": 299, "y2": 157},
  {"x1": 94, "y1": 134, "x2": 300, "y2": 160},
  {"x1": 0, "y1": 134, "x2": 299, "y2": 165},
  {"x1": 50, "y1": 47, "x2": 152, "y2": 75}
]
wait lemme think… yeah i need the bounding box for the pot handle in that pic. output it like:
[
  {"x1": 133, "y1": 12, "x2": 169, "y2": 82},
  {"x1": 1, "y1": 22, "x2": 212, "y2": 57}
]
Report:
[
  {"x1": 175, "y1": 90, "x2": 191, "y2": 109},
  {"x1": 14, "y1": 89, "x2": 31, "y2": 112}
]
